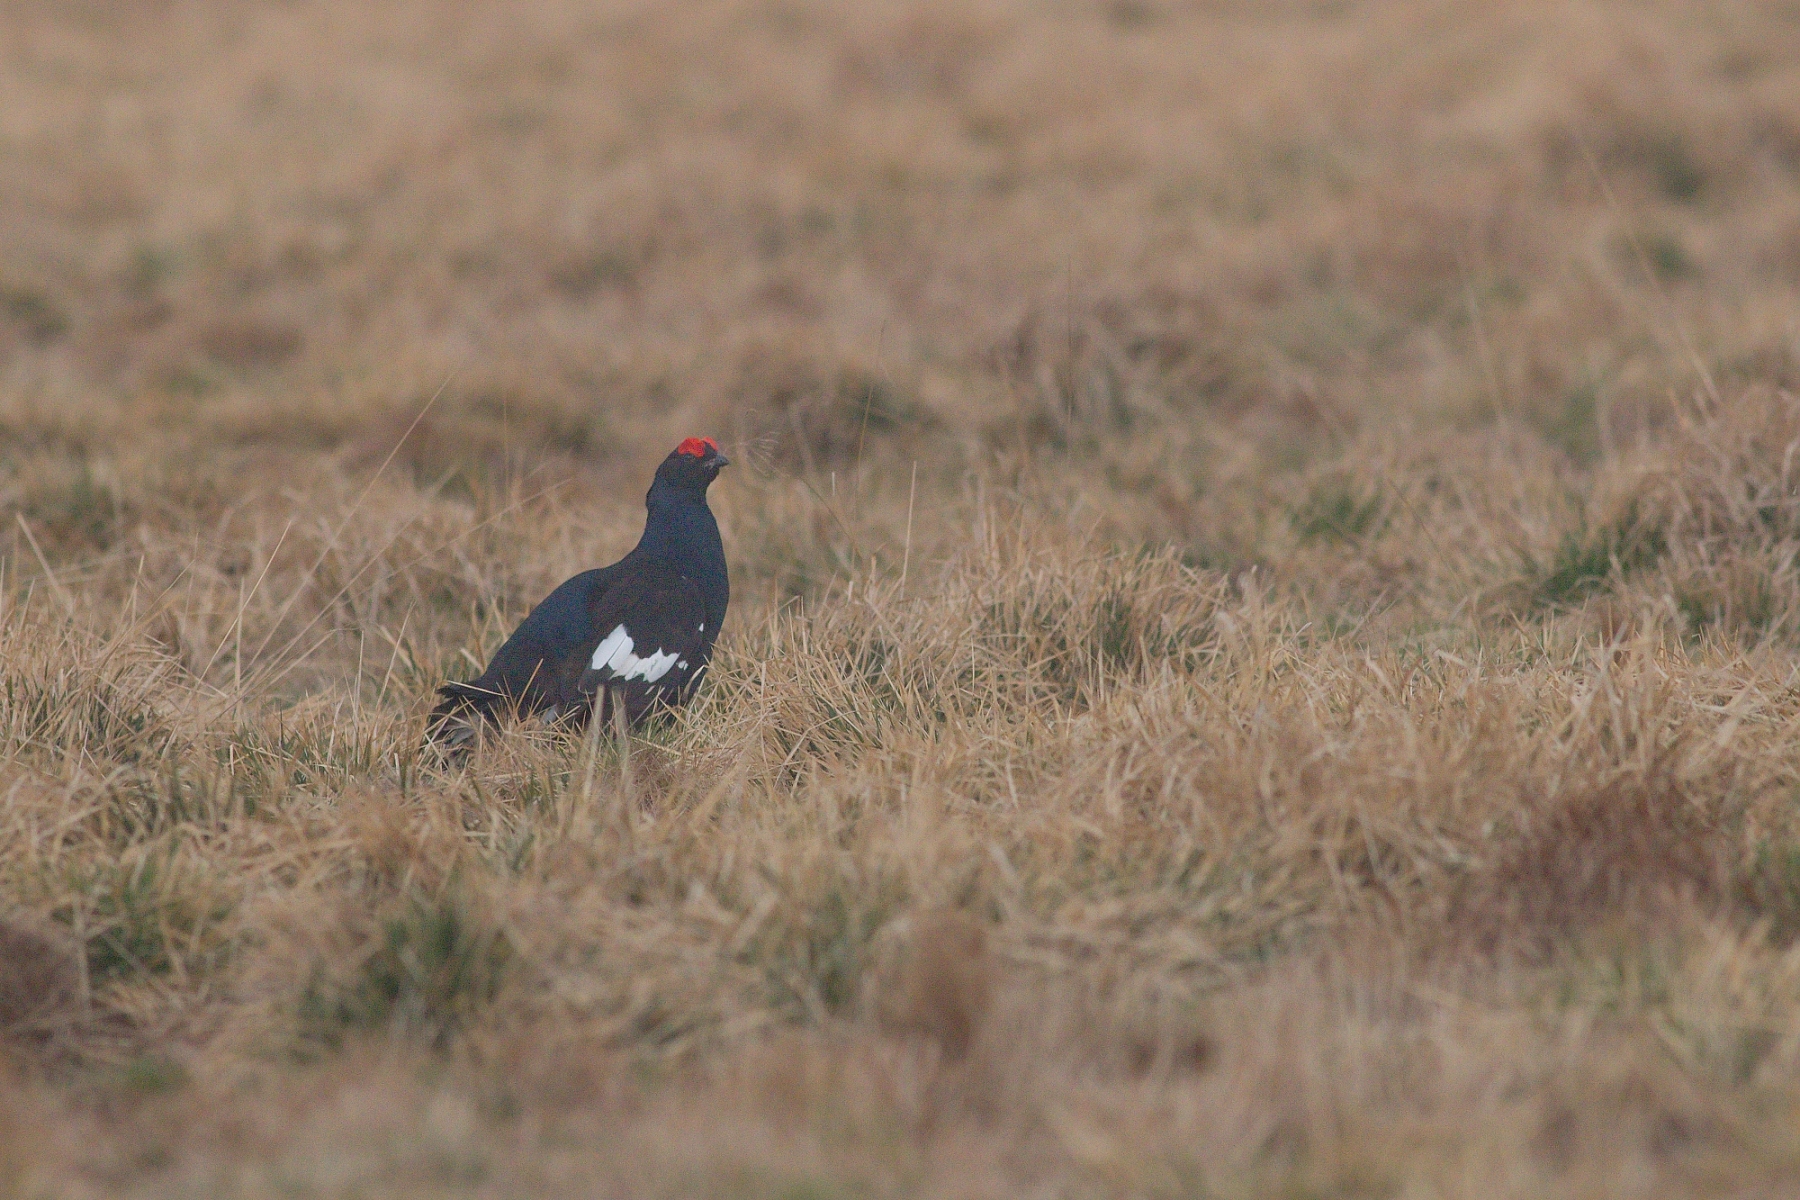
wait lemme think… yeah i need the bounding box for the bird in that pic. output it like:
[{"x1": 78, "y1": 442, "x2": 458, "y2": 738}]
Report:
[{"x1": 426, "y1": 436, "x2": 729, "y2": 752}]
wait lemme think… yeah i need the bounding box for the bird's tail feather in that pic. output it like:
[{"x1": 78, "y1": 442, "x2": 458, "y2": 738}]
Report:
[{"x1": 425, "y1": 681, "x2": 505, "y2": 755}]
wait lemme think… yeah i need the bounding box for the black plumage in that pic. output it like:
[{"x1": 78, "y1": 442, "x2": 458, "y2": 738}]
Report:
[{"x1": 427, "y1": 436, "x2": 729, "y2": 751}]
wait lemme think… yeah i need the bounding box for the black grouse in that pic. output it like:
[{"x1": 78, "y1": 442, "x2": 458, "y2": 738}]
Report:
[{"x1": 427, "y1": 436, "x2": 730, "y2": 751}]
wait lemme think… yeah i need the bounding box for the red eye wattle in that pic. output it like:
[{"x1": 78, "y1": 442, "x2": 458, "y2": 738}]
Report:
[{"x1": 675, "y1": 436, "x2": 720, "y2": 458}]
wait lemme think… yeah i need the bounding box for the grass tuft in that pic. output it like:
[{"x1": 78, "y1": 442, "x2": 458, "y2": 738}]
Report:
[
  {"x1": 298, "y1": 890, "x2": 513, "y2": 1051},
  {"x1": 1290, "y1": 482, "x2": 1386, "y2": 544},
  {"x1": 1530, "y1": 505, "x2": 1669, "y2": 610}
]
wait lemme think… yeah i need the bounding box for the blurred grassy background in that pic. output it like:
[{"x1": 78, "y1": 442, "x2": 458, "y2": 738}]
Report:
[{"x1": 7, "y1": 1, "x2": 1798, "y2": 516}]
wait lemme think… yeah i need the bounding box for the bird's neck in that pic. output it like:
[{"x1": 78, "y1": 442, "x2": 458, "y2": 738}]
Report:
[{"x1": 636, "y1": 491, "x2": 729, "y2": 616}]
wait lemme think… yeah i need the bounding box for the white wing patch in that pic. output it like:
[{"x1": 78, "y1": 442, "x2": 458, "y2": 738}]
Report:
[
  {"x1": 589, "y1": 625, "x2": 632, "y2": 671},
  {"x1": 590, "y1": 624, "x2": 680, "y2": 683}
]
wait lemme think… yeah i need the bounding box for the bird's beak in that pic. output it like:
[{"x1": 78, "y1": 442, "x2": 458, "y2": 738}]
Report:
[{"x1": 711, "y1": 450, "x2": 731, "y2": 468}]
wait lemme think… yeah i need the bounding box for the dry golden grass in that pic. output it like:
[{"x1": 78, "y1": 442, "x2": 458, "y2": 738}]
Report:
[{"x1": 7, "y1": 0, "x2": 1800, "y2": 1195}]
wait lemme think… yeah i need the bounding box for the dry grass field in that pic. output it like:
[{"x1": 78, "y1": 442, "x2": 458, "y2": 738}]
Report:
[{"x1": 6, "y1": 0, "x2": 1800, "y2": 1195}]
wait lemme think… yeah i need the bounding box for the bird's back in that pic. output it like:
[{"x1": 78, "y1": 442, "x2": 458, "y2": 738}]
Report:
[{"x1": 472, "y1": 563, "x2": 623, "y2": 713}]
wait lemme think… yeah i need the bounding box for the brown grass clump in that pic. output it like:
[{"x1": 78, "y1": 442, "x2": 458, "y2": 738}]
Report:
[
  {"x1": 0, "y1": 919, "x2": 84, "y2": 1048},
  {"x1": 881, "y1": 910, "x2": 993, "y2": 1060},
  {"x1": 11, "y1": 0, "x2": 1800, "y2": 1194},
  {"x1": 1451, "y1": 755, "x2": 1733, "y2": 957}
]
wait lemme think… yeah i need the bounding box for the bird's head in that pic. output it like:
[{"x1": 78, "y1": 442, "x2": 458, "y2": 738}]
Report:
[{"x1": 651, "y1": 436, "x2": 730, "y2": 499}]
